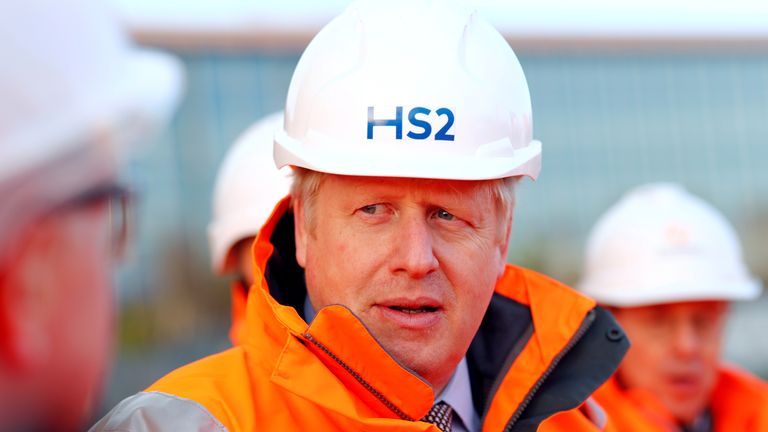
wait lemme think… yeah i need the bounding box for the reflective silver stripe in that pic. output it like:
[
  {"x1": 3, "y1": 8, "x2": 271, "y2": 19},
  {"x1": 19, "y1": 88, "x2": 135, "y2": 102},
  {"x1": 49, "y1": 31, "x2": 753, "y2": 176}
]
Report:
[
  {"x1": 89, "y1": 391, "x2": 228, "y2": 432},
  {"x1": 582, "y1": 397, "x2": 608, "y2": 430}
]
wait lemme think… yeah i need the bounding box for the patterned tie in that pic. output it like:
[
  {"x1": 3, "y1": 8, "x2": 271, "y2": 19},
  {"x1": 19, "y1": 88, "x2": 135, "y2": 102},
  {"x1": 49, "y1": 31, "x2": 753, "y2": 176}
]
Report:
[{"x1": 421, "y1": 401, "x2": 453, "y2": 432}]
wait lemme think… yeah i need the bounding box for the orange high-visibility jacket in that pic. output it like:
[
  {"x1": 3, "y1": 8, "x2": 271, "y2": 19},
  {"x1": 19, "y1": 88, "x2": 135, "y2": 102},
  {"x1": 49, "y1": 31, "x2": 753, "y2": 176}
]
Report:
[
  {"x1": 593, "y1": 366, "x2": 768, "y2": 431},
  {"x1": 228, "y1": 280, "x2": 248, "y2": 345},
  {"x1": 92, "y1": 198, "x2": 628, "y2": 432}
]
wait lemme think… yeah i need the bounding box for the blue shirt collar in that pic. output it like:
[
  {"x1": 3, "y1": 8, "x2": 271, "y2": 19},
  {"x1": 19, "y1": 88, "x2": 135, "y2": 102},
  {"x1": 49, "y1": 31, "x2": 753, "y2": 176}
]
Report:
[{"x1": 437, "y1": 356, "x2": 479, "y2": 432}]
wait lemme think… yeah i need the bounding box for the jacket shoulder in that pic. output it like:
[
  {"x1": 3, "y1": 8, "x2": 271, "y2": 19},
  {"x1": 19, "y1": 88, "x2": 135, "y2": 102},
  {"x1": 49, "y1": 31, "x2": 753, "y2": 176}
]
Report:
[
  {"x1": 717, "y1": 365, "x2": 768, "y2": 398},
  {"x1": 148, "y1": 346, "x2": 250, "y2": 392},
  {"x1": 712, "y1": 365, "x2": 768, "y2": 427},
  {"x1": 89, "y1": 391, "x2": 227, "y2": 432},
  {"x1": 498, "y1": 264, "x2": 596, "y2": 306},
  {"x1": 144, "y1": 346, "x2": 261, "y2": 428}
]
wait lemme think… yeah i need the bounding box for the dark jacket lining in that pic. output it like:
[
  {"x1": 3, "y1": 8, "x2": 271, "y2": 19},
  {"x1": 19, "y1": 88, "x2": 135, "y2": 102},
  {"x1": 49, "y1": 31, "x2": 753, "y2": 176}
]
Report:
[
  {"x1": 467, "y1": 293, "x2": 534, "y2": 417},
  {"x1": 265, "y1": 208, "x2": 307, "y2": 320}
]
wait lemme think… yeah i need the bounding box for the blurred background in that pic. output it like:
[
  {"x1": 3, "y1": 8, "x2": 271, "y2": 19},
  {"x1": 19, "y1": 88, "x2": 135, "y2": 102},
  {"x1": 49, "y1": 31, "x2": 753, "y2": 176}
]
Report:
[{"x1": 102, "y1": 0, "x2": 768, "y2": 416}]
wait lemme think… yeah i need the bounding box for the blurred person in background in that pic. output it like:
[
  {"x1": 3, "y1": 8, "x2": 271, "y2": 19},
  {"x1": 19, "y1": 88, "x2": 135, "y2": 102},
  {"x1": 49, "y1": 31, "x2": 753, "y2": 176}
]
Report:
[
  {"x1": 207, "y1": 112, "x2": 292, "y2": 344},
  {"x1": 0, "y1": 0, "x2": 182, "y2": 430},
  {"x1": 578, "y1": 183, "x2": 768, "y2": 431},
  {"x1": 92, "y1": 1, "x2": 628, "y2": 431}
]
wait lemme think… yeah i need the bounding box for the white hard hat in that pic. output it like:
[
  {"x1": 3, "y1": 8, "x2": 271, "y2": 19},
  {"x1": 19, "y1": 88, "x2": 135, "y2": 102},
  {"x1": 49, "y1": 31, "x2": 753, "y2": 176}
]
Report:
[
  {"x1": 0, "y1": 0, "x2": 183, "y2": 185},
  {"x1": 274, "y1": 0, "x2": 541, "y2": 181},
  {"x1": 208, "y1": 112, "x2": 292, "y2": 274},
  {"x1": 578, "y1": 183, "x2": 762, "y2": 307}
]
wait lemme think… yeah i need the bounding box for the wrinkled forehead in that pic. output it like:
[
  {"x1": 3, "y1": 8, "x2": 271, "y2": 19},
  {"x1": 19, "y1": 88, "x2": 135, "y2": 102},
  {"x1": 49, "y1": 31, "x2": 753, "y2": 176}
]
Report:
[
  {"x1": 321, "y1": 173, "x2": 503, "y2": 206},
  {"x1": 329, "y1": 173, "x2": 490, "y2": 191}
]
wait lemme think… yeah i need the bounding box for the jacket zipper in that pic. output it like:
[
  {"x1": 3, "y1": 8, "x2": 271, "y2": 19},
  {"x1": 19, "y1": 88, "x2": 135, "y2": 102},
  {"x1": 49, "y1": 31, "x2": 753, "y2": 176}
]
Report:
[
  {"x1": 302, "y1": 333, "x2": 415, "y2": 421},
  {"x1": 480, "y1": 324, "x2": 535, "y2": 425},
  {"x1": 502, "y1": 309, "x2": 597, "y2": 432}
]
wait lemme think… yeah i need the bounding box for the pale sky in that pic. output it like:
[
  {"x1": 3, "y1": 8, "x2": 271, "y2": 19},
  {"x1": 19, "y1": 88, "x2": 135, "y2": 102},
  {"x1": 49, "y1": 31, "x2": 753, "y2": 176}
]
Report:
[{"x1": 111, "y1": 0, "x2": 768, "y2": 38}]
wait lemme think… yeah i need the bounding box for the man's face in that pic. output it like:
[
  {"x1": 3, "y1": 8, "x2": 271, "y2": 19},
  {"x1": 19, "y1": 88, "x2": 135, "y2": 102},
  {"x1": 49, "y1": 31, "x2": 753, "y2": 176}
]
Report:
[
  {"x1": 294, "y1": 175, "x2": 511, "y2": 392},
  {"x1": 612, "y1": 301, "x2": 728, "y2": 424},
  {"x1": 0, "y1": 192, "x2": 115, "y2": 429},
  {"x1": 46, "y1": 199, "x2": 114, "y2": 425}
]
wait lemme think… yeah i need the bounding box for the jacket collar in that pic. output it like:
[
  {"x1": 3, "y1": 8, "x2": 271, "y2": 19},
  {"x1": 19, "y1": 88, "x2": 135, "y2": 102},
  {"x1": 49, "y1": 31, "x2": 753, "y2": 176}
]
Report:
[{"x1": 471, "y1": 267, "x2": 598, "y2": 430}]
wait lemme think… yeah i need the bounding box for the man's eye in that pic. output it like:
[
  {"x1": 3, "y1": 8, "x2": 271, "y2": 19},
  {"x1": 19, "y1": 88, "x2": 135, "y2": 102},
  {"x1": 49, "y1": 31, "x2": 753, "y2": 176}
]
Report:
[
  {"x1": 435, "y1": 209, "x2": 455, "y2": 221},
  {"x1": 360, "y1": 204, "x2": 380, "y2": 215}
]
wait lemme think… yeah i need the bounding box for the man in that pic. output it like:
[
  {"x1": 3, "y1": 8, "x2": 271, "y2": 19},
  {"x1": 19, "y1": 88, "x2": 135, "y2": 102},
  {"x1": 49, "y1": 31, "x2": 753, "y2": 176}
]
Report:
[
  {"x1": 208, "y1": 112, "x2": 292, "y2": 344},
  {"x1": 578, "y1": 183, "x2": 768, "y2": 431},
  {"x1": 0, "y1": 0, "x2": 182, "y2": 430},
  {"x1": 93, "y1": 1, "x2": 627, "y2": 431}
]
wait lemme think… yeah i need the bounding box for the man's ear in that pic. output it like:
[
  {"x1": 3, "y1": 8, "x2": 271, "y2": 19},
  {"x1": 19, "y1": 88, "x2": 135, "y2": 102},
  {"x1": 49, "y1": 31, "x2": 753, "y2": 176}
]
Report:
[
  {"x1": 293, "y1": 198, "x2": 308, "y2": 269},
  {"x1": 497, "y1": 213, "x2": 513, "y2": 279},
  {"x1": 0, "y1": 261, "x2": 50, "y2": 373}
]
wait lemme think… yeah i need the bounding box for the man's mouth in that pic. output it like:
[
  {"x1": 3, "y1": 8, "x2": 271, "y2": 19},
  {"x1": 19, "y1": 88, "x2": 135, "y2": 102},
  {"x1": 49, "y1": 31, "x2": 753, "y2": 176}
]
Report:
[
  {"x1": 387, "y1": 305, "x2": 439, "y2": 314},
  {"x1": 375, "y1": 298, "x2": 444, "y2": 329}
]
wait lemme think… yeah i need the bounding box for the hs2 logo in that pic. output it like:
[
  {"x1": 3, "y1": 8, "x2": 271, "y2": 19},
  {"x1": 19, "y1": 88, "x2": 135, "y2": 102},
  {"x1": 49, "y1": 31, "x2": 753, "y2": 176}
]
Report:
[{"x1": 367, "y1": 106, "x2": 455, "y2": 141}]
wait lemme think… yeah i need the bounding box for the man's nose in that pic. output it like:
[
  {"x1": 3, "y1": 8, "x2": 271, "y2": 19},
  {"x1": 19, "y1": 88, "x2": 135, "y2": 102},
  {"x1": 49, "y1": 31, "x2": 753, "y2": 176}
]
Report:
[
  {"x1": 671, "y1": 321, "x2": 701, "y2": 359},
  {"x1": 390, "y1": 214, "x2": 439, "y2": 278}
]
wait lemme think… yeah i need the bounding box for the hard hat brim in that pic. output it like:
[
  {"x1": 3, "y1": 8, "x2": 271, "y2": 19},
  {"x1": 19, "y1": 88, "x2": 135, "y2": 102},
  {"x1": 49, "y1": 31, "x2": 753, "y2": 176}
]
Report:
[
  {"x1": 580, "y1": 278, "x2": 763, "y2": 307},
  {"x1": 274, "y1": 130, "x2": 542, "y2": 181}
]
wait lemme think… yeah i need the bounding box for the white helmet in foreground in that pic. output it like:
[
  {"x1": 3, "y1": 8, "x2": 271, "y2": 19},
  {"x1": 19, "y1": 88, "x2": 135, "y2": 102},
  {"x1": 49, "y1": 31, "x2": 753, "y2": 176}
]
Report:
[
  {"x1": 209, "y1": 112, "x2": 292, "y2": 273},
  {"x1": 275, "y1": 0, "x2": 541, "y2": 181},
  {"x1": 0, "y1": 0, "x2": 182, "y2": 182},
  {"x1": 0, "y1": 0, "x2": 183, "y2": 259},
  {"x1": 578, "y1": 183, "x2": 762, "y2": 307}
]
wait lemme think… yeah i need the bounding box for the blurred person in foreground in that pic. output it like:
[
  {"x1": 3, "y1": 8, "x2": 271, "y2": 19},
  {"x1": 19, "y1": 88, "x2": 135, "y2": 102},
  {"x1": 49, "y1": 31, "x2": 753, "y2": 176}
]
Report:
[
  {"x1": 92, "y1": 1, "x2": 629, "y2": 431},
  {"x1": 207, "y1": 112, "x2": 291, "y2": 344},
  {"x1": 578, "y1": 183, "x2": 768, "y2": 431},
  {"x1": 0, "y1": 0, "x2": 182, "y2": 430}
]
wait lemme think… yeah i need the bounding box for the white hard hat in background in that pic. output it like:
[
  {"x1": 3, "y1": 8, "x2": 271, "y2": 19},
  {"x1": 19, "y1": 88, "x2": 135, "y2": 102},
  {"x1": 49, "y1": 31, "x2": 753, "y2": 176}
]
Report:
[
  {"x1": 208, "y1": 112, "x2": 292, "y2": 274},
  {"x1": 578, "y1": 183, "x2": 762, "y2": 307},
  {"x1": 0, "y1": 0, "x2": 183, "y2": 185},
  {"x1": 275, "y1": 0, "x2": 541, "y2": 181}
]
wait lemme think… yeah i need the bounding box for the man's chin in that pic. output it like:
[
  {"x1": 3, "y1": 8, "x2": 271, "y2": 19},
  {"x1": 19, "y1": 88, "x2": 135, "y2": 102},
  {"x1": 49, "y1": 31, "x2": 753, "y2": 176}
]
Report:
[
  {"x1": 662, "y1": 394, "x2": 710, "y2": 425},
  {"x1": 378, "y1": 340, "x2": 459, "y2": 388}
]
